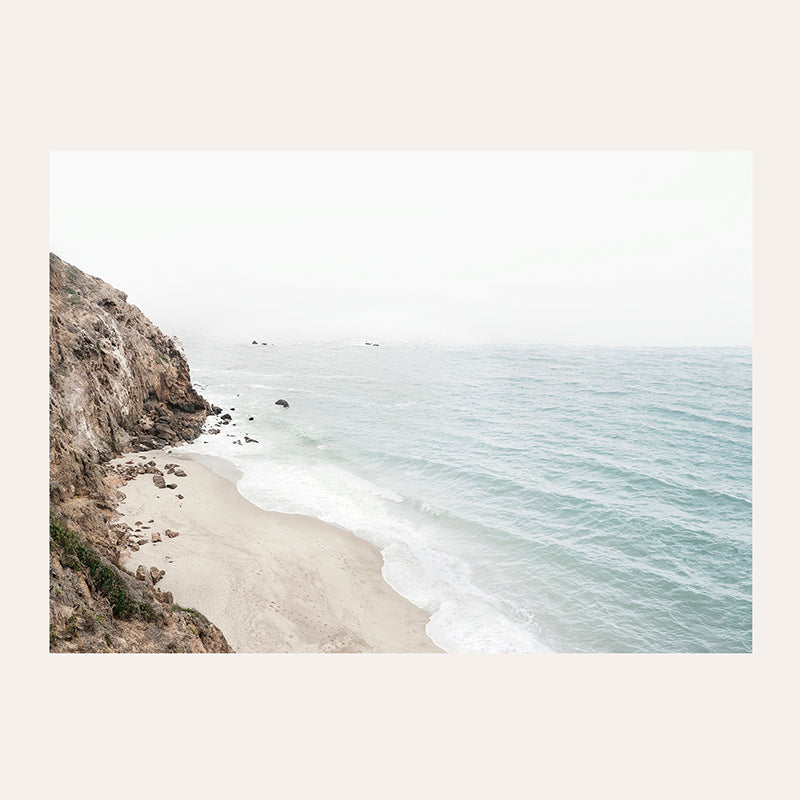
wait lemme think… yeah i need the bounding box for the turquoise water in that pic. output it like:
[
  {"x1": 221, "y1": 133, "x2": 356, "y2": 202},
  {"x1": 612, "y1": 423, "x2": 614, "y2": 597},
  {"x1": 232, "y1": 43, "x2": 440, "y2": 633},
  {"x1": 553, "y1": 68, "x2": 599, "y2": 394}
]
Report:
[{"x1": 174, "y1": 339, "x2": 752, "y2": 653}]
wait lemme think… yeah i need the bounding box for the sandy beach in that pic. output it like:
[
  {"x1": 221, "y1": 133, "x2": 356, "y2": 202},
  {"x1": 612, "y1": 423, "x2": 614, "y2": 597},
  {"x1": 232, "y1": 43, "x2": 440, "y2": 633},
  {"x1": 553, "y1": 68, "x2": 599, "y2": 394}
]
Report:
[{"x1": 106, "y1": 449, "x2": 442, "y2": 653}]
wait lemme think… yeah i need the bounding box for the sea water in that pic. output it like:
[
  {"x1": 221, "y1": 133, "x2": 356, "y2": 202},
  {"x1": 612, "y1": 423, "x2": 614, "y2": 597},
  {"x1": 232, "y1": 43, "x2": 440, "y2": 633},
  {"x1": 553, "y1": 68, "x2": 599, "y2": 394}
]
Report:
[{"x1": 172, "y1": 339, "x2": 752, "y2": 653}]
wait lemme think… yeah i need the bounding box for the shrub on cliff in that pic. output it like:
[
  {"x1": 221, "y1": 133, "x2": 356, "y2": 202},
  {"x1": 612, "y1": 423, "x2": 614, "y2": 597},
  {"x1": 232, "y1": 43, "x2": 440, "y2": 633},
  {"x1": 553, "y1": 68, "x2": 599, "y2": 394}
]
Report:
[{"x1": 50, "y1": 515, "x2": 138, "y2": 619}]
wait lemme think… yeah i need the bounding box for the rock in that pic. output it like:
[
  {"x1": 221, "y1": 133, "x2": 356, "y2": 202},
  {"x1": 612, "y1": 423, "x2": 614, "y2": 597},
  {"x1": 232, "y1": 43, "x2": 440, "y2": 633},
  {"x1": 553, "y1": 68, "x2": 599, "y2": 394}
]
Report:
[
  {"x1": 165, "y1": 529, "x2": 180, "y2": 538},
  {"x1": 151, "y1": 531, "x2": 162, "y2": 543},
  {"x1": 153, "y1": 474, "x2": 166, "y2": 489},
  {"x1": 50, "y1": 479, "x2": 66, "y2": 504},
  {"x1": 248, "y1": 416, "x2": 254, "y2": 421},
  {"x1": 176, "y1": 494, "x2": 184, "y2": 500},
  {"x1": 150, "y1": 566, "x2": 165, "y2": 584},
  {"x1": 210, "y1": 405, "x2": 222, "y2": 415},
  {"x1": 135, "y1": 521, "x2": 143, "y2": 527},
  {"x1": 153, "y1": 423, "x2": 176, "y2": 441},
  {"x1": 135, "y1": 565, "x2": 148, "y2": 582},
  {"x1": 166, "y1": 483, "x2": 177, "y2": 489},
  {"x1": 208, "y1": 428, "x2": 220, "y2": 434},
  {"x1": 275, "y1": 399, "x2": 289, "y2": 408},
  {"x1": 138, "y1": 434, "x2": 167, "y2": 450},
  {"x1": 51, "y1": 252, "x2": 216, "y2": 656},
  {"x1": 252, "y1": 340, "x2": 258, "y2": 344},
  {"x1": 221, "y1": 413, "x2": 232, "y2": 420},
  {"x1": 160, "y1": 590, "x2": 173, "y2": 605},
  {"x1": 173, "y1": 468, "x2": 186, "y2": 477},
  {"x1": 244, "y1": 436, "x2": 259, "y2": 443}
]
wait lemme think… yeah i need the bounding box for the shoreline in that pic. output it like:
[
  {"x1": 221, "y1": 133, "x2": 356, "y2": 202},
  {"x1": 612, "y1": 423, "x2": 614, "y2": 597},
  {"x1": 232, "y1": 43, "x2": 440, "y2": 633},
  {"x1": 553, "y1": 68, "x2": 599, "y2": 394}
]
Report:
[{"x1": 107, "y1": 449, "x2": 444, "y2": 653}]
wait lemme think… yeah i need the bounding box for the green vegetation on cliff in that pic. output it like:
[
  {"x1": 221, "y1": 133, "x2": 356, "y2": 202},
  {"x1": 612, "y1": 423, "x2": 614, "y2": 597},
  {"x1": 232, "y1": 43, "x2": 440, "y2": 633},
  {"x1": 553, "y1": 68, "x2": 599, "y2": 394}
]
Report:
[{"x1": 50, "y1": 515, "x2": 140, "y2": 619}]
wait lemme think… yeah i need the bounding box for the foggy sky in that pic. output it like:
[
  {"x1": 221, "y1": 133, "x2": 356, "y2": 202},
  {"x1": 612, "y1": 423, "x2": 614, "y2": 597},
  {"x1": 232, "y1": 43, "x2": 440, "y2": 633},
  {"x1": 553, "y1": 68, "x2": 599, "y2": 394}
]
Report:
[{"x1": 49, "y1": 151, "x2": 751, "y2": 346}]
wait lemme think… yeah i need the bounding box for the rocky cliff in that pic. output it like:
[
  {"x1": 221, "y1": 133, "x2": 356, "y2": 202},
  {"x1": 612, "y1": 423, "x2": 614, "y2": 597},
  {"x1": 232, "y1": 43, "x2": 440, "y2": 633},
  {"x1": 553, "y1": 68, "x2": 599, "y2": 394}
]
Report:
[{"x1": 49, "y1": 253, "x2": 232, "y2": 652}]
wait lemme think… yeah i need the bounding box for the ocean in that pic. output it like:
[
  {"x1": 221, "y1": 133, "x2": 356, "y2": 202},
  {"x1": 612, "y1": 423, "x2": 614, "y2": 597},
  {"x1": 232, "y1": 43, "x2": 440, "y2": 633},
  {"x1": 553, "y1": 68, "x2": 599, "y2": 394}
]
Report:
[{"x1": 171, "y1": 338, "x2": 752, "y2": 653}]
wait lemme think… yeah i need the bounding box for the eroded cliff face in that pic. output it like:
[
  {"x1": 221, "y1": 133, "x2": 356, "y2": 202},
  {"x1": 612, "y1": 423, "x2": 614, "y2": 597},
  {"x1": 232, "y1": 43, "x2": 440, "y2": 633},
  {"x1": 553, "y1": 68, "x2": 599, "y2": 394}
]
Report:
[{"x1": 49, "y1": 253, "x2": 232, "y2": 653}]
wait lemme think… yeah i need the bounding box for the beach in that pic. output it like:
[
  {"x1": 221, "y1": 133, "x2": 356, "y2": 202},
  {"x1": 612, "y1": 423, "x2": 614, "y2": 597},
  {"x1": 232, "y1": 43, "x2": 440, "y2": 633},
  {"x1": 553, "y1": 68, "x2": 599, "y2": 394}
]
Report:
[{"x1": 107, "y1": 449, "x2": 443, "y2": 653}]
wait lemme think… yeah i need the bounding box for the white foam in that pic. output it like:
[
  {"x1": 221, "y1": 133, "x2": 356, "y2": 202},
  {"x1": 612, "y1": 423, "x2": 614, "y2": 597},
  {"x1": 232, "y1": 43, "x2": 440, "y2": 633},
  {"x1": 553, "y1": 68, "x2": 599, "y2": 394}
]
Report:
[{"x1": 177, "y1": 382, "x2": 554, "y2": 654}]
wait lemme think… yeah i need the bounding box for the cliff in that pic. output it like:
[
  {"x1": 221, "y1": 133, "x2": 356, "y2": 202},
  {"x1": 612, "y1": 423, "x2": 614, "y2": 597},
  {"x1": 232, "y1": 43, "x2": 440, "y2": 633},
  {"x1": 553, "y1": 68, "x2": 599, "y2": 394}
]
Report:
[{"x1": 49, "y1": 253, "x2": 232, "y2": 652}]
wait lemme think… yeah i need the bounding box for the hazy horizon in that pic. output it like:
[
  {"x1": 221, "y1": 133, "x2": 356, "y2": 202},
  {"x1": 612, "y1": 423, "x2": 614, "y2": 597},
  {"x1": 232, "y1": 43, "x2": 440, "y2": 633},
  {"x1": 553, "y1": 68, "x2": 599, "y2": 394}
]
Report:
[{"x1": 50, "y1": 151, "x2": 752, "y2": 347}]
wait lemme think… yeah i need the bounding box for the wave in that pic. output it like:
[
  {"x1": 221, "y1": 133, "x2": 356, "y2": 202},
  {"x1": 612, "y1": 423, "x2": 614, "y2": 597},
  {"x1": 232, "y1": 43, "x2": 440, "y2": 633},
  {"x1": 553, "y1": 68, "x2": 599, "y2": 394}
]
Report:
[
  {"x1": 185, "y1": 340, "x2": 752, "y2": 653},
  {"x1": 645, "y1": 404, "x2": 752, "y2": 432}
]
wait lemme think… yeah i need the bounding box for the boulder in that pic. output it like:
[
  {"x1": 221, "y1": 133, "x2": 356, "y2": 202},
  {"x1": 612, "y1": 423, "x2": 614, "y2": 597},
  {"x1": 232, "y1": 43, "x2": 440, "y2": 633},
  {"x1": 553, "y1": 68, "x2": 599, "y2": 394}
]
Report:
[
  {"x1": 221, "y1": 413, "x2": 232, "y2": 420},
  {"x1": 150, "y1": 566, "x2": 165, "y2": 584},
  {"x1": 165, "y1": 529, "x2": 180, "y2": 538},
  {"x1": 275, "y1": 399, "x2": 289, "y2": 408},
  {"x1": 138, "y1": 435, "x2": 167, "y2": 450},
  {"x1": 166, "y1": 483, "x2": 177, "y2": 489},
  {"x1": 153, "y1": 423, "x2": 176, "y2": 440},
  {"x1": 173, "y1": 468, "x2": 186, "y2": 477},
  {"x1": 151, "y1": 531, "x2": 162, "y2": 543},
  {"x1": 153, "y1": 474, "x2": 166, "y2": 489},
  {"x1": 135, "y1": 565, "x2": 149, "y2": 583},
  {"x1": 49, "y1": 480, "x2": 66, "y2": 504}
]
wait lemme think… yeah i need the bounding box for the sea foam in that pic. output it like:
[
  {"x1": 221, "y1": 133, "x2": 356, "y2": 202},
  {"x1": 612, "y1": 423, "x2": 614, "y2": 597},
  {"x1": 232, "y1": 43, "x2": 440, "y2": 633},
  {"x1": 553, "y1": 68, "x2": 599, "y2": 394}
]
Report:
[{"x1": 176, "y1": 340, "x2": 752, "y2": 653}]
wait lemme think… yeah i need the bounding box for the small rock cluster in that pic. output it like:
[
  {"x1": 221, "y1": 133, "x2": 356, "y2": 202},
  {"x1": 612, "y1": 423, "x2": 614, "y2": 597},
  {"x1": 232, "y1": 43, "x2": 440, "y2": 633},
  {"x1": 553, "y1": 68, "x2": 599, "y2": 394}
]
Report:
[{"x1": 201, "y1": 405, "x2": 262, "y2": 442}]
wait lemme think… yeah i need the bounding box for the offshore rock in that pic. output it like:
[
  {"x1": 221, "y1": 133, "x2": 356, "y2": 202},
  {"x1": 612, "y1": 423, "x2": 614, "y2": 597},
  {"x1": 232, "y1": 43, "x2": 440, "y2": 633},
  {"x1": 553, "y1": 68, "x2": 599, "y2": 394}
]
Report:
[{"x1": 275, "y1": 399, "x2": 289, "y2": 408}]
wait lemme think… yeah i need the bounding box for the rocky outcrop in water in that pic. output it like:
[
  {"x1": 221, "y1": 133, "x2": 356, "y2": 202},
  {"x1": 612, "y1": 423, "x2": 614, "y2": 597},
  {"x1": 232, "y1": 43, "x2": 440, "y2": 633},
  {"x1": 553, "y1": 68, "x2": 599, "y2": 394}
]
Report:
[{"x1": 49, "y1": 253, "x2": 232, "y2": 653}]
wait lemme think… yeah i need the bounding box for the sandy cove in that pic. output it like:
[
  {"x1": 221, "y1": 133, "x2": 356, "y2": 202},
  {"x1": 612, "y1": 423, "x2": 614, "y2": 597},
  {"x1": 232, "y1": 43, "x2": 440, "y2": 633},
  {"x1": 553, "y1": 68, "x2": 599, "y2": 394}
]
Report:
[{"x1": 106, "y1": 449, "x2": 443, "y2": 653}]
